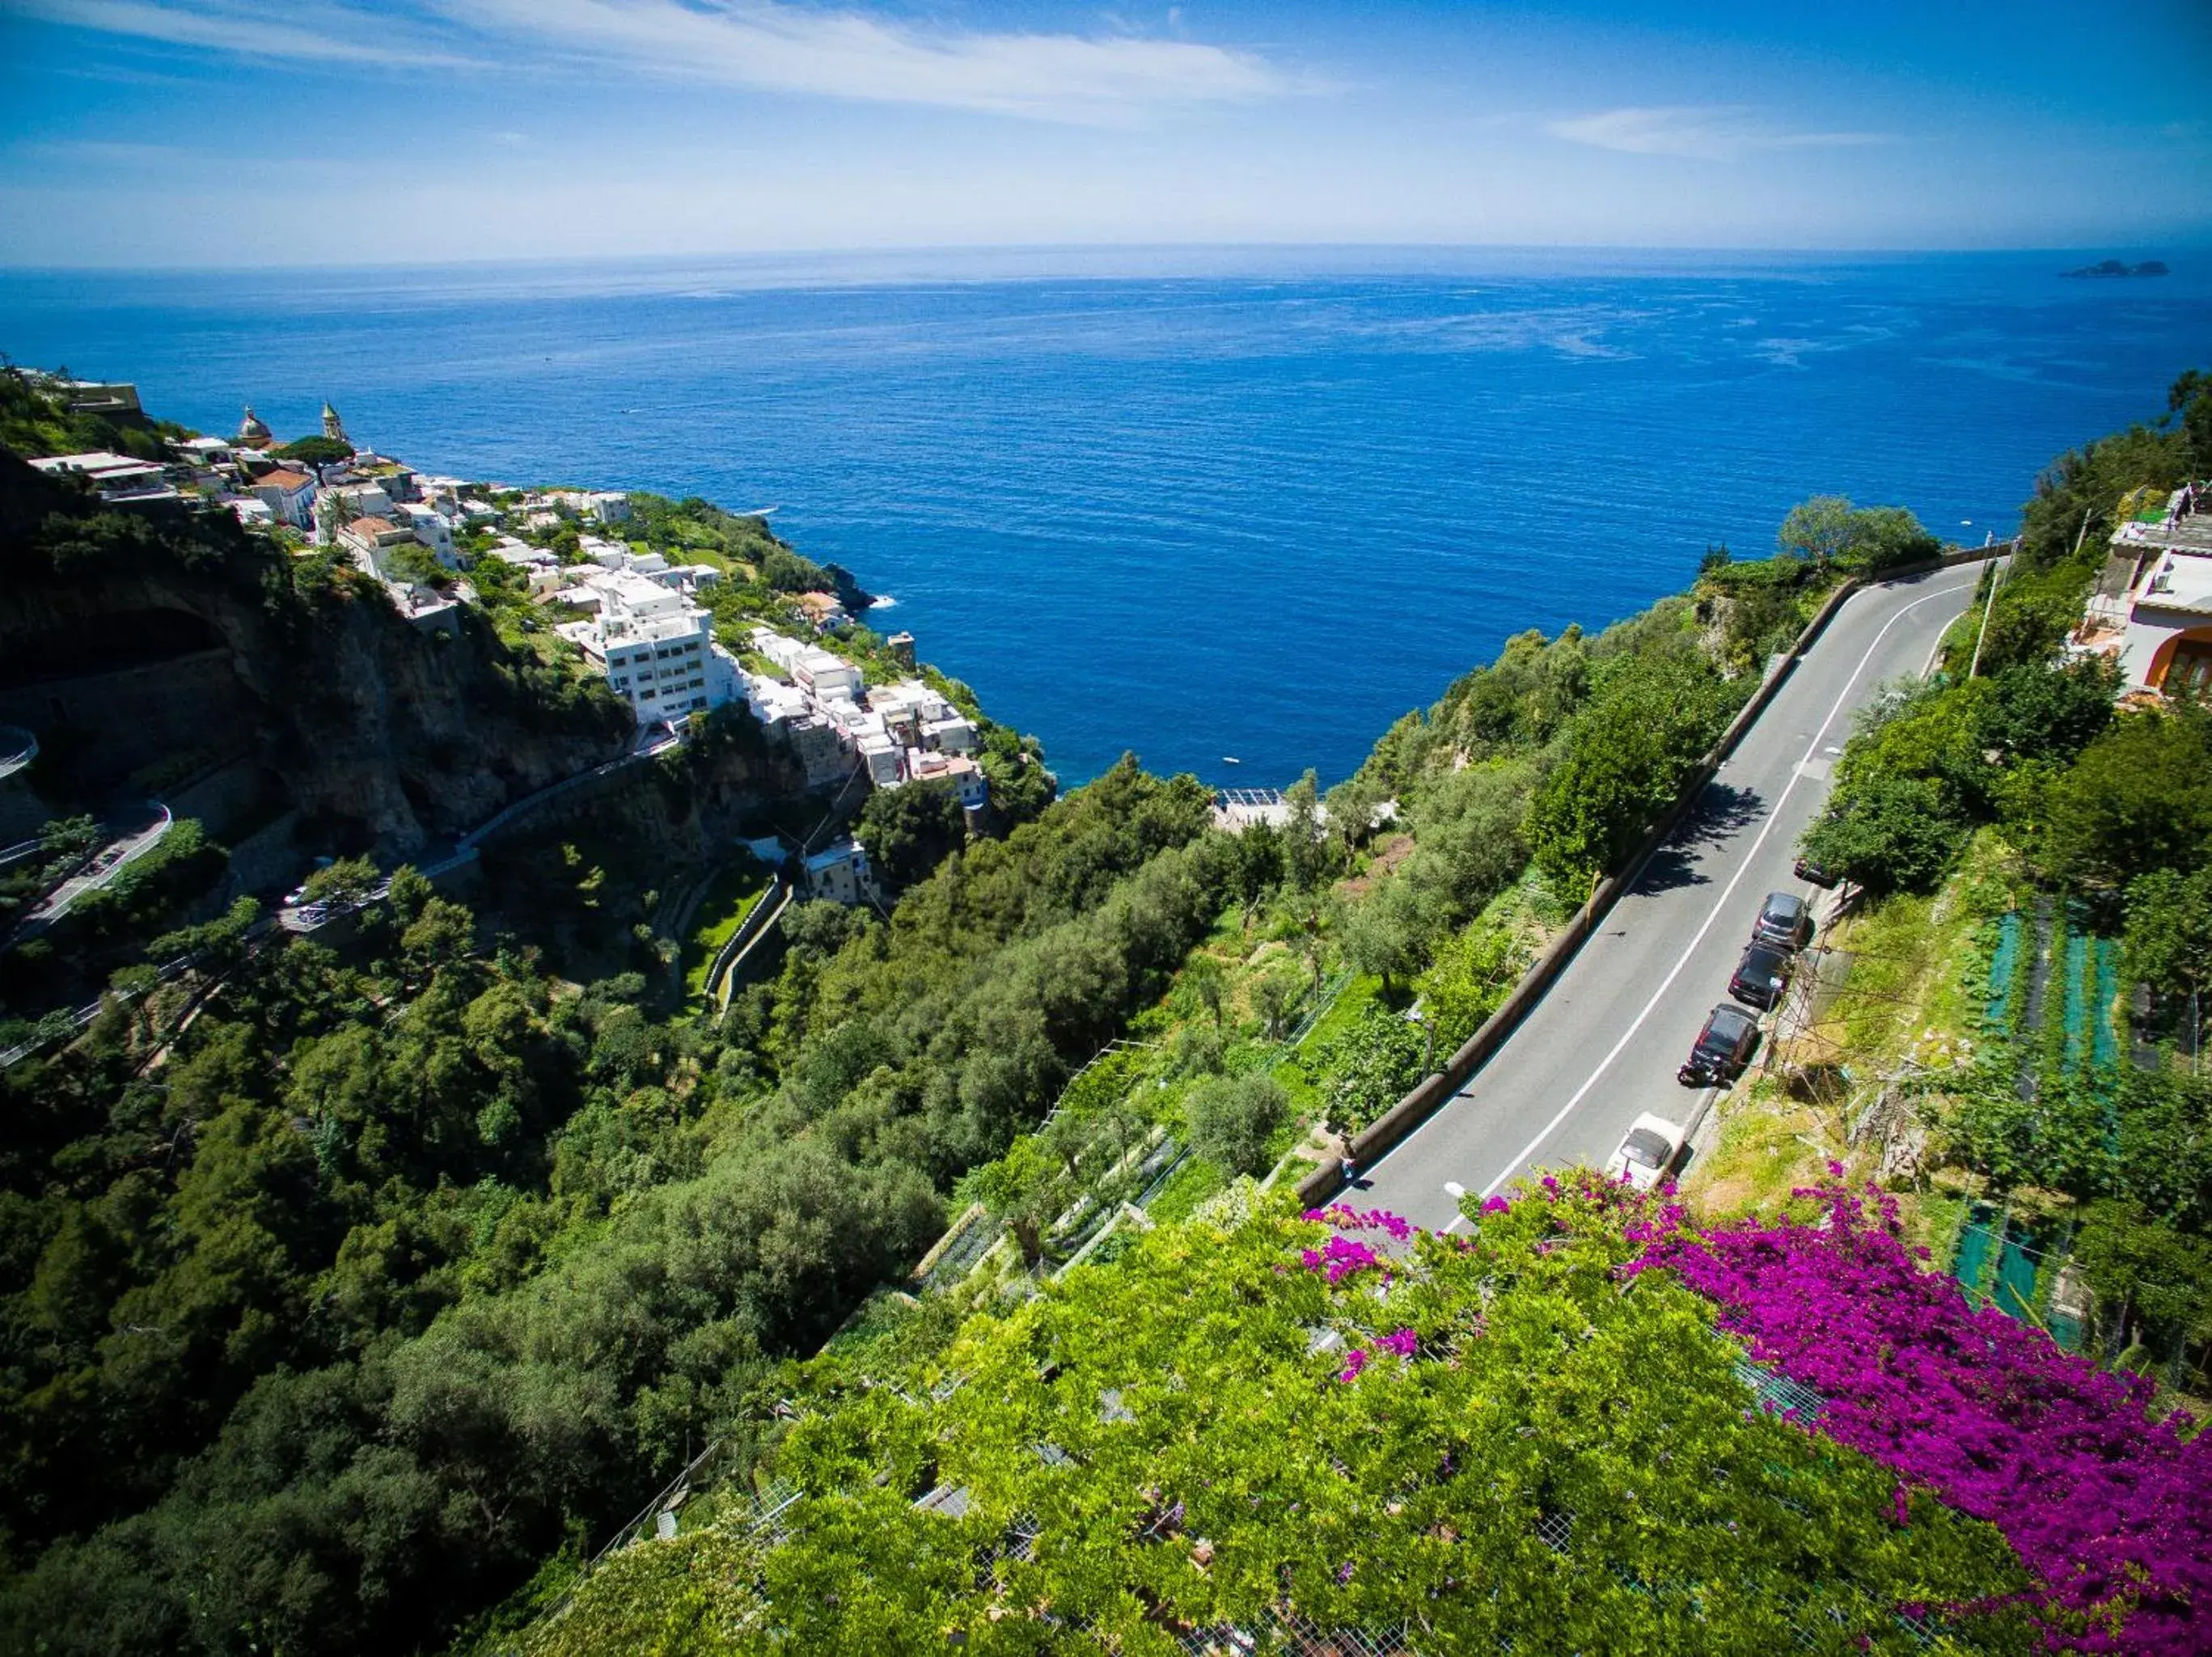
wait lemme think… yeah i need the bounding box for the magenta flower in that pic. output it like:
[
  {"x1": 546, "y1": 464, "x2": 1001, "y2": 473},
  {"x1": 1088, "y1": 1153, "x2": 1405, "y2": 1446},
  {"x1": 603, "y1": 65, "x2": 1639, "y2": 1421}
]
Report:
[
  {"x1": 1633, "y1": 1175, "x2": 2212, "y2": 1654},
  {"x1": 1480, "y1": 1194, "x2": 1512, "y2": 1215}
]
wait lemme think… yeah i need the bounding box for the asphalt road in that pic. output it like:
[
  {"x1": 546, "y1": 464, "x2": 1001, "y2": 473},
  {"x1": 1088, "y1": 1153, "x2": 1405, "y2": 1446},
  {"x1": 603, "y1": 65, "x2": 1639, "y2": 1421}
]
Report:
[{"x1": 1360, "y1": 563, "x2": 1989, "y2": 1232}]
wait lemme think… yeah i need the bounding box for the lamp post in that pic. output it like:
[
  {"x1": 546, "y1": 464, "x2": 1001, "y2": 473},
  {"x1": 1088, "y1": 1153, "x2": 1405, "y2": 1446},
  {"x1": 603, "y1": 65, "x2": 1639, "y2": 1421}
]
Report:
[{"x1": 1403, "y1": 1004, "x2": 1436, "y2": 1075}]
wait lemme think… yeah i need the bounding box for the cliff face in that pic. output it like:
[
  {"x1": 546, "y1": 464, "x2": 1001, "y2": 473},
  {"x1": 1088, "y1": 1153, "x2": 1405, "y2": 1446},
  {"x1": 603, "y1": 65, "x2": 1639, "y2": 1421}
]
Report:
[
  {"x1": 0, "y1": 453, "x2": 634, "y2": 856},
  {"x1": 266, "y1": 583, "x2": 632, "y2": 852}
]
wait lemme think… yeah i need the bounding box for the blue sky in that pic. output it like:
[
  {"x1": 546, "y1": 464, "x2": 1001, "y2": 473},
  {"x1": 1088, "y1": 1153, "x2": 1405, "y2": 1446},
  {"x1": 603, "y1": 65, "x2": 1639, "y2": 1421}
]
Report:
[{"x1": 2, "y1": 0, "x2": 2208, "y2": 265}]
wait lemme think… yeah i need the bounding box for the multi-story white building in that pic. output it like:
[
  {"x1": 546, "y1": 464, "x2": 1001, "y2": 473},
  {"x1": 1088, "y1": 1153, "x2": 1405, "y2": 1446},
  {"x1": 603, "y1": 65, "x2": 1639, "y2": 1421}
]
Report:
[
  {"x1": 338, "y1": 515, "x2": 421, "y2": 578},
  {"x1": 910, "y1": 750, "x2": 989, "y2": 811},
  {"x1": 793, "y1": 647, "x2": 863, "y2": 702},
  {"x1": 562, "y1": 569, "x2": 722, "y2": 725},
  {"x1": 395, "y1": 501, "x2": 457, "y2": 566},
  {"x1": 550, "y1": 489, "x2": 631, "y2": 525}
]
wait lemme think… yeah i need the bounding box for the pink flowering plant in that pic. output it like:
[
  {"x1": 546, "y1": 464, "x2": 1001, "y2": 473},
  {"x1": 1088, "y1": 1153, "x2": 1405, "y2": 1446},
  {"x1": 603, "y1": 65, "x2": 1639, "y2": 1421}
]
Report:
[{"x1": 1627, "y1": 1173, "x2": 2212, "y2": 1655}]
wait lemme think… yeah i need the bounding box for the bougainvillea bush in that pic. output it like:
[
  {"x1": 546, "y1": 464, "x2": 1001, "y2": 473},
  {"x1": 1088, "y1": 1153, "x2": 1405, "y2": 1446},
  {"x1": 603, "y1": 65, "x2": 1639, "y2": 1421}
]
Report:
[
  {"x1": 535, "y1": 1177, "x2": 2036, "y2": 1655},
  {"x1": 1629, "y1": 1171, "x2": 2212, "y2": 1655}
]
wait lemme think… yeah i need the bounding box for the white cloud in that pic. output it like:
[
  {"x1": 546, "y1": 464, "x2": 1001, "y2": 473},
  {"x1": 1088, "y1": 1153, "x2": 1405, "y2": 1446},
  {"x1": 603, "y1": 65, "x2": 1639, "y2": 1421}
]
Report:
[
  {"x1": 17, "y1": 0, "x2": 484, "y2": 67},
  {"x1": 1544, "y1": 106, "x2": 1890, "y2": 162},
  {"x1": 447, "y1": 0, "x2": 1290, "y2": 121},
  {"x1": 23, "y1": 0, "x2": 1295, "y2": 123}
]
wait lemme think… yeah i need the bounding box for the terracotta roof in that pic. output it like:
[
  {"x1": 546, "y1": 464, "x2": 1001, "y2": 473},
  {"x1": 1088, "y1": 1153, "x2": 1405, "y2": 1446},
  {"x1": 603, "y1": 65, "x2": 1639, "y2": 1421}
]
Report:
[
  {"x1": 349, "y1": 516, "x2": 398, "y2": 535},
  {"x1": 258, "y1": 467, "x2": 312, "y2": 491}
]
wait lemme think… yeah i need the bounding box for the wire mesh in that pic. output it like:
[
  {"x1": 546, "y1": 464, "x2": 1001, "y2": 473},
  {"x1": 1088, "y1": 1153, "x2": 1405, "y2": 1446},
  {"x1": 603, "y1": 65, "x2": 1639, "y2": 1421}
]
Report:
[{"x1": 1732, "y1": 1355, "x2": 1824, "y2": 1422}]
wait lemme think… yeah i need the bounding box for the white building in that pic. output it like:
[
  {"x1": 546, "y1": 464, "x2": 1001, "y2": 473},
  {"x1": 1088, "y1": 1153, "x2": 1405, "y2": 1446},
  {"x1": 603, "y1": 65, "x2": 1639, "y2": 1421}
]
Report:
[
  {"x1": 857, "y1": 729, "x2": 902, "y2": 786},
  {"x1": 802, "y1": 836, "x2": 875, "y2": 907},
  {"x1": 550, "y1": 489, "x2": 631, "y2": 525},
  {"x1": 793, "y1": 647, "x2": 863, "y2": 702},
  {"x1": 2075, "y1": 484, "x2": 2212, "y2": 700},
  {"x1": 561, "y1": 569, "x2": 722, "y2": 725},
  {"x1": 174, "y1": 435, "x2": 235, "y2": 465},
  {"x1": 29, "y1": 450, "x2": 175, "y2": 504},
  {"x1": 315, "y1": 482, "x2": 392, "y2": 539},
  {"x1": 251, "y1": 467, "x2": 317, "y2": 528},
  {"x1": 338, "y1": 515, "x2": 421, "y2": 579},
  {"x1": 910, "y1": 750, "x2": 989, "y2": 811},
  {"x1": 398, "y1": 503, "x2": 456, "y2": 565}
]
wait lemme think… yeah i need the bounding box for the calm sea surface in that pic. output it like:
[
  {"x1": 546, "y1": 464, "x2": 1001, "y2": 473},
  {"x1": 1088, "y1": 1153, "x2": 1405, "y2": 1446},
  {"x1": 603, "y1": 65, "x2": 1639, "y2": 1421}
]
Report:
[{"x1": 4, "y1": 247, "x2": 2206, "y2": 787}]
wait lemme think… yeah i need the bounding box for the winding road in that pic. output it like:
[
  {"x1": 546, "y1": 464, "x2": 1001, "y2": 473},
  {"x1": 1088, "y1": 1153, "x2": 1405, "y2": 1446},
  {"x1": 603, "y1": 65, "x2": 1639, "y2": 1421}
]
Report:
[{"x1": 1359, "y1": 563, "x2": 1990, "y2": 1231}]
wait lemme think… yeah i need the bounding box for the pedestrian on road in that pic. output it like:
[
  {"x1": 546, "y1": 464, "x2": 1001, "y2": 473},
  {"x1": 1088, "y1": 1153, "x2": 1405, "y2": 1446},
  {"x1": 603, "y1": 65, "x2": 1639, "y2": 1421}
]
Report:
[{"x1": 1341, "y1": 1154, "x2": 1358, "y2": 1189}]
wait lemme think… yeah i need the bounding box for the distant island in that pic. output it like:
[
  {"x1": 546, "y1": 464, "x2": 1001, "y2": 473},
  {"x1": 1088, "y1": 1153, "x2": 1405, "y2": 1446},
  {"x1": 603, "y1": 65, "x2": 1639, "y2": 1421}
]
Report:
[{"x1": 2062, "y1": 257, "x2": 2170, "y2": 277}]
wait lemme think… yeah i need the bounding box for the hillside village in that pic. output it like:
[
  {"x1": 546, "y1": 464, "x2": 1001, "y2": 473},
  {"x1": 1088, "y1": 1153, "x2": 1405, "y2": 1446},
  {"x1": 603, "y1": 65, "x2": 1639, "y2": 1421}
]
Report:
[{"x1": 20, "y1": 373, "x2": 998, "y2": 908}]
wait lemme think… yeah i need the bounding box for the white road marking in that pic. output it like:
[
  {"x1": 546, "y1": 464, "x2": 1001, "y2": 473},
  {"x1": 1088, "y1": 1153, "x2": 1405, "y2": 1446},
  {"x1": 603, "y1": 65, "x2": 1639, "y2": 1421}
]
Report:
[
  {"x1": 1443, "y1": 1181, "x2": 1465, "y2": 1197},
  {"x1": 1920, "y1": 624, "x2": 1950, "y2": 678},
  {"x1": 1472, "y1": 577, "x2": 1977, "y2": 1203}
]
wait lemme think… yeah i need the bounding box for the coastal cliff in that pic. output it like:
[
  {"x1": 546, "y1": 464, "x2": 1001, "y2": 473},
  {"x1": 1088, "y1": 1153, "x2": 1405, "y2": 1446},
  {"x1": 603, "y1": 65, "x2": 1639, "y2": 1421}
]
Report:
[{"x1": 0, "y1": 451, "x2": 637, "y2": 854}]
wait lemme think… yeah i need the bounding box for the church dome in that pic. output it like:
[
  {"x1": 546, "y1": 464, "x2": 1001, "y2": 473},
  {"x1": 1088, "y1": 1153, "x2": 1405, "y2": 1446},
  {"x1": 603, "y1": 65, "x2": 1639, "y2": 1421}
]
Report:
[{"x1": 236, "y1": 404, "x2": 272, "y2": 443}]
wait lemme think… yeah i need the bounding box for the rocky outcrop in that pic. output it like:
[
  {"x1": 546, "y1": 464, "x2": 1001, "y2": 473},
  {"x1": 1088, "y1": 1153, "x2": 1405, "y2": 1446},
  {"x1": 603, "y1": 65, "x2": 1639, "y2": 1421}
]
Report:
[{"x1": 0, "y1": 452, "x2": 632, "y2": 857}]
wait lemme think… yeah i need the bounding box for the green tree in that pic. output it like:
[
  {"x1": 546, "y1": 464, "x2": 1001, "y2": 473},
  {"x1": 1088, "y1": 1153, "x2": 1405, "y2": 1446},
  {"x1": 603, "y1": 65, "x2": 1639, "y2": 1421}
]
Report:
[
  {"x1": 302, "y1": 856, "x2": 381, "y2": 910},
  {"x1": 1183, "y1": 1072, "x2": 1288, "y2": 1177},
  {"x1": 2170, "y1": 366, "x2": 2212, "y2": 476},
  {"x1": 2037, "y1": 711, "x2": 2212, "y2": 889},
  {"x1": 1776, "y1": 495, "x2": 1938, "y2": 571},
  {"x1": 1799, "y1": 775, "x2": 1961, "y2": 895},
  {"x1": 1249, "y1": 962, "x2": 1303, "y2": 1040},
  {"x1": 1281, "y1": 769, "x2": 1327, "y2": 893},
  {"x1": 1776, "y1": 493, "x2": 1857, "y2": 564},
  {"x1": 975, "y1": 1136, "x2": 1064, "y2": 1269},
  {"x1": 1179, "y1": 953, "x2": 1226, "y2": 1028},
  {"x1": 273, "y1": 434, "x2": 353, "y2": 467},
  {"x1": 1337, "y1": 879, "x2": 1424, "y2": 995},
  {"x1": 2123, "y1": 864, "x2": 2212, "y2": 1046},
  {"x1": 856, "y1": 779, "x2": 966, "y2": 890},
  {"x1": 1527, "y1": 653, "x2": 1732, "y2": 890}
]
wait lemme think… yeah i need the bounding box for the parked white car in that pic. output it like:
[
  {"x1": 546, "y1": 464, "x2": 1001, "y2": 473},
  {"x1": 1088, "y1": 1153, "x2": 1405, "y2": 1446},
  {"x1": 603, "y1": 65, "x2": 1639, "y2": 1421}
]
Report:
[{"x1": 1605, "y1": 1113, "x2": 1688, "y2": 1190}]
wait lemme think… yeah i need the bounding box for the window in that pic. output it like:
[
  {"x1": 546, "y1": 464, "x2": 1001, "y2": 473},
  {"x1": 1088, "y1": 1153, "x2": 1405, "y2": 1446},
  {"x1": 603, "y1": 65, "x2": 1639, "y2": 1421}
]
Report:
[{"x1": 2167, "y1": 640, "x2": 2212, "y2": 700}]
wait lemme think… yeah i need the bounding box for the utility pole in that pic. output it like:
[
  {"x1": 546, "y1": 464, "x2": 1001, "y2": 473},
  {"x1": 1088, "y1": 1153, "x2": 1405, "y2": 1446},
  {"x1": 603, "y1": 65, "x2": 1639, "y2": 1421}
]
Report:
[{"x1": 1967, "y1": 554, "x2": 2006, "y2": 681}]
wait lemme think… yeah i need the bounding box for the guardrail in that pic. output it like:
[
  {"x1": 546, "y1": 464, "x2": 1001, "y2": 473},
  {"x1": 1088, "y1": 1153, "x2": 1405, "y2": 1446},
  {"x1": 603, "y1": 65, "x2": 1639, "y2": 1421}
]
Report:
[
  {"x1": 0, "y1": 945, "x2": 207, "y2": 1069},
  {"x1": 704, "y1": 875, "x2": 791, "y2": 1010},
  {"x1": 1299, "y1": 545, "x2": 2011, "y2": 1207},
  {"x1": 458, "y1": 730, "x2": 679, "y2": 853}
]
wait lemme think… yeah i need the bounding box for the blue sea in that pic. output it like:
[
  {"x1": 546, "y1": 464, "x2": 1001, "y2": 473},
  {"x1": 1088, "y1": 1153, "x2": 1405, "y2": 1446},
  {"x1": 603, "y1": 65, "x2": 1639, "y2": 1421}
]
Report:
[{"x1": 3, "y1": 247, "x2": 2206, "y2": 788}]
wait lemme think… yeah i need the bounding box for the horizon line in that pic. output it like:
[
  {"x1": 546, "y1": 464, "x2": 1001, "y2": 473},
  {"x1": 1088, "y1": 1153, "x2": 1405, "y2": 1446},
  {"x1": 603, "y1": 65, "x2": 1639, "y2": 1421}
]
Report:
[{"x1": 0, "y1": 239, "x2": 2202, "y2": 281}]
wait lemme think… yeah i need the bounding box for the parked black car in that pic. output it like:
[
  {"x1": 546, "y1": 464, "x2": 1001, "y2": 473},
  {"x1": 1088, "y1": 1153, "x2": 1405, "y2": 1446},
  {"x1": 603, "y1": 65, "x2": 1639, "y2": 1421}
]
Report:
[
  {"x1": 1728, "y1": 939, "x2": 1794, "y2": 1010},
  {"x1": 1752, "y1": 890, "x2": 1813, "y2": 950},
  {"x1": 1793, "y1": 854, "x2": 1839, "y2": 888},
  {"x1": 1679, "y1": 1004, "x2": 1760, "y2": 1087}
]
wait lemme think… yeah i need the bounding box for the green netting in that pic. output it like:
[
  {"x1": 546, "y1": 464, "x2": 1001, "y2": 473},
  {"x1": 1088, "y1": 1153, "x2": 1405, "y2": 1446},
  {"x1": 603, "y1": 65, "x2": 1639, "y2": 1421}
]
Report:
[
  {"x1": 1993, "y1": 1224, "x2": 2041, "y2": 1325},
  {"x1": 1983, "y1": 912, "x2": 2020, "y2": 1029},
  {"x1": 2092, "y1": 936, "x2": 2121, "y2": 1069},
  {"x1": 2060, "y1": 929, "x2": 2090, "y2": 1069},
  {"x1": 1951, "y1": 1203, "x2": 2001, "y2": 1304}
]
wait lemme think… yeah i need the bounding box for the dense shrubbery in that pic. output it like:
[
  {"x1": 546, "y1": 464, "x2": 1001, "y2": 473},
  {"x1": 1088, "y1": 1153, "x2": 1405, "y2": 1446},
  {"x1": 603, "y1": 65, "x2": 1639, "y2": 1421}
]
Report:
[
  {"x1": 1526, "y1": 648, "x2": 1740, "y2": 890},
  {"x1": 534, "y1": 1177, "x2": 2043, "y2": 1654},
  {"x1": 0, "y1": 761, "x2": 1229, "y2": 1655}
]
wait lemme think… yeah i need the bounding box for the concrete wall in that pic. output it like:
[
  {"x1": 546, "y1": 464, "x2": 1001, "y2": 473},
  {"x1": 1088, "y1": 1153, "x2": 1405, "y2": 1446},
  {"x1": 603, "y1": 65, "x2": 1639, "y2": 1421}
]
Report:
[
  {"x1": 0, "y1": 649, "x2": 258, "y2": 788},
  {"x1": 167, "y1": 756, "x2": 276, "y2": 842}
]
